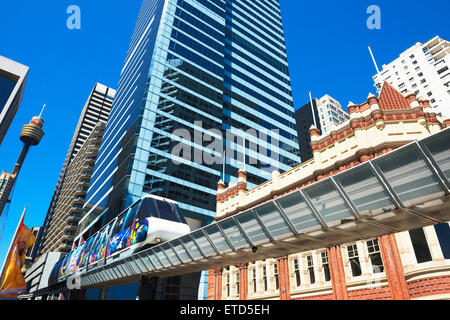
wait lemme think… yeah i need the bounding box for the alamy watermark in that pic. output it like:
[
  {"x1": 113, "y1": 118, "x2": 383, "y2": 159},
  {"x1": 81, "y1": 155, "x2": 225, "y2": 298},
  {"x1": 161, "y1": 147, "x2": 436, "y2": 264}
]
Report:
[
  {"x1": 171, "y1": 122, "x2": 281, "y2": 173},
  {"x1": 67, "y1": 273, "x2": 81, "y2": 290},
  {"x1": 67, "y1": 5, "x2": 81, "y2": 30},
  {"x1": 366, "y1": 265, "x2": 384, "y2": 289},
  {"x1": 367, "y1": 5, "x2": 381, "y2": 30}
]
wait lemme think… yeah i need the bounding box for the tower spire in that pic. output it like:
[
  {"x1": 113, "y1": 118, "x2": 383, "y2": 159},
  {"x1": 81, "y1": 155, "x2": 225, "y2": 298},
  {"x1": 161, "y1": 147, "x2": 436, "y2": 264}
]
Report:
[
  {"x1": 0, "y1": 106, "x2": 45, "y2": 218},
  {"x1": 39, "y1": 104, "x2": 46, "y2": 118}
]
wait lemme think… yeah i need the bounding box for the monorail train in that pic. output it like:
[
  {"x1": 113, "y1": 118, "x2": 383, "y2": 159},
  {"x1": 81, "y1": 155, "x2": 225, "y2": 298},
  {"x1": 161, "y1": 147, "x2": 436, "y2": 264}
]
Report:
[{"x1": 48, "y1": 195, "x2": 191, "y2": 286}]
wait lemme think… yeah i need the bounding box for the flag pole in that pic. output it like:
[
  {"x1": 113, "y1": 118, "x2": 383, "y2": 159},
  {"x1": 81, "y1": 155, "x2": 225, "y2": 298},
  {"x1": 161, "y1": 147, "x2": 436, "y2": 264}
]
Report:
[
  {"x1": 368, "y1": 45, "x2": 381, "y2": 74},
  {"x1": 309, "y1": 91, "x2": 318, "y2": 128},
  {"x1": 0, "y1": 207, "x2": 26, "y2": 282}
]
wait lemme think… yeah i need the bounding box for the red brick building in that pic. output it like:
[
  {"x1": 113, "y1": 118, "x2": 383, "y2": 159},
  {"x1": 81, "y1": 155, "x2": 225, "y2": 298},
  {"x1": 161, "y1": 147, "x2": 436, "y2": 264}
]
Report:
[{"x1": 208, "y1": 83, "x2": 450, "y2": 300}]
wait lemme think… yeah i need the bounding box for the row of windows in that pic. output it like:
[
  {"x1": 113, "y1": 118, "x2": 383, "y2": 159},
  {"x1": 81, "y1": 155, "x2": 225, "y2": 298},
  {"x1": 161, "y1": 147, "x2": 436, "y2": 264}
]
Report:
[
  {"x1": 156, "y1": 101, "x2": 221, "y2": 131},
  {"x1": 241, "y1": 0, "x2": 282, "y2": 24},
  {"x1": 171, "y1": 30, "x2": 223, "y2": 67},
  {"x1": 225, "y1": 61, "x2": 292, "y2": 100},
  {"x1": 164, "y1": 66, "x2": 223, "y2": 105},
  {"x1": 225, "y1": 17, "x2": 286, "y2": 61},
  {"x1": 222, "y1": 112, "x2": 297, "y2": 147},
  {"x1": 194, "y1": 0, "x2": 226, "y2": 17},
  {"x1": 169, "y1": 41, "x2": 223, "y2": 78},
  {"x1": 172, "y1": 18, "x2": 224, "y2": 54},
  {"x1": 167, "y1": 53, "x2": 223, "y2": 90},
  {"x1": 223, "y1": 89, "x2": 296, "y2": 130},
  {"x1": 235, "y1": 0, "x2": 283, "y2": 33},
  {"x1": 224, "y1": 239, "x2": 385, "y2": 298},
  {"x1": 225, "y1": 1, "x2": 285, "y2": 46},
  {"x1": 225, "y1": 75, "x2": 293, "y2": 113},
  {"x1": 225, "y1": 8, "x2": 285, "y2": 52},
  {"x1": 224, "y1": 224, "x2": 450, "y2": 298},
  {"x1": 173, "y1": 10, "x2": 222, "y2": 49},
  {"x1": 176, "y1": 1, "x2": 225, "y2": 34},
  {"x1": 225, "y1": 30, "x2": 288, "y2": 74},
  {"x1": 347, "y1": 240, "x2": 384, "y2": 277},
  {"x1": 174, "y1": 84, "x2": 222, "y2": 119},
  {"x1": 225, "y1": 47, "x2": 291, "y2": 87}
]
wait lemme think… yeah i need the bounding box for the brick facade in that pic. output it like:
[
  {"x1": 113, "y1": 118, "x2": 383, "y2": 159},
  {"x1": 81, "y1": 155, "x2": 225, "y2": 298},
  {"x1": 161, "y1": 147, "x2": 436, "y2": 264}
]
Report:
[
  {"x1": 208, "y1": 82, "x2": 449, "y2": 301},
  {"x1": 408, "y1": 275, "x2": 450, "y2": 299},
  {"x1": 347, "y1": 286, "x2": 392, "y2": 300},
  {"x1": 207, "y1": 237, "x2": 450, "y2": 300}
]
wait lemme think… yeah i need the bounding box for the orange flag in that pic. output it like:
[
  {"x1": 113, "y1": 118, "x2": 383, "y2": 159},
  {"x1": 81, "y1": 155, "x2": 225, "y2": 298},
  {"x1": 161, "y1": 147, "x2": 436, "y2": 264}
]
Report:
[{"x1": 0, "y1": 212, "x2": 36, "y2": 299}]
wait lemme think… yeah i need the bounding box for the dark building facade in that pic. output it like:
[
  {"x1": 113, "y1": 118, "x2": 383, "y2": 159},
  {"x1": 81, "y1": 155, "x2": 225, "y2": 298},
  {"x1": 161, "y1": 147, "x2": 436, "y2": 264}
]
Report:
[{"x1": 295, "y1": 99, "x2": 321, "y2": 162}]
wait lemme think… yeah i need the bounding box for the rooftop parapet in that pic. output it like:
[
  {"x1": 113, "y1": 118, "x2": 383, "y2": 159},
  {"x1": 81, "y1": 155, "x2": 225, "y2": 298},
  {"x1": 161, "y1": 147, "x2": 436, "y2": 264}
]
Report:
[{"x1": 216, "y1": 82, "x2": 448, "y2": 220}]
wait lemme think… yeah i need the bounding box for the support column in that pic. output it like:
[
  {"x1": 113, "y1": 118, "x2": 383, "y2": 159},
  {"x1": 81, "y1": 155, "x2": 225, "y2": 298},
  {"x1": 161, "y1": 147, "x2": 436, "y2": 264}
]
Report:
[
  {"x1": 213, "y1": 268, "x2": 223, "y2": 300},
  {"x1": 100, "y1": 287, "x2": 108, "y2": 300},
  {"x1": 207, "y1": 269, "x2": 216, "y2": 300},
  {"x1": 77, "y1": 289, "x2": 86, "y2": 301},
  {"x1": 237, "y1": 264, "x2": 249, "y2": 300},
  {"x1": 327, "y1": 246, "x2": 348, "y2": 300},
  {"x1": 378, "y1": 235, "x2": 410, "y2": 300},
  {"x1": 137, "y1": 276, "x2": 159, "y2": 300},
  {"x1": 276, "y1": 256, "x2": 291, "y2": 300}
]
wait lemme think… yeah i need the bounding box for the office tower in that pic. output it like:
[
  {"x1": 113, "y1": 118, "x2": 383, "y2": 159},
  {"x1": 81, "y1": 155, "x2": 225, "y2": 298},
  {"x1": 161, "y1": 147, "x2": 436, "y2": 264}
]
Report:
[
  {"x1": 36, "y1": 84, "x2": 114, "y2": 257},
  {"x1": 61, "y1": 83, "x2": 114, "y2": 171},
  {"x1": 317, "y1": 95, "x2": 349, "y2": 133},
  {"x1": 39, "y1": 123, "x2": 106, "y2": 254},
  {"x1": 373, "y1": 35, "x2": 450, "y2": 117},
  {"x1": 80, "y1": 0, "x2": 300, "y2": 300},
  {"x1": 295, "y1": 95, "x2": 349, "y2": 162},
  {"x1": 0, "y1": 56, "x2": 29, "y2": 145},
  {"x1": 295, "y1": 99, "x2": 320, "y2": 162}
]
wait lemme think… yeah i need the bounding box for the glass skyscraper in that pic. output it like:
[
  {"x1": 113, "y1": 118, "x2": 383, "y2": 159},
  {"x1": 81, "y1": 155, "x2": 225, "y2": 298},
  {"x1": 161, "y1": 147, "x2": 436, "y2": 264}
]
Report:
[{"x1": 80, "y1": 0, "x2": 300, "y2": 299}]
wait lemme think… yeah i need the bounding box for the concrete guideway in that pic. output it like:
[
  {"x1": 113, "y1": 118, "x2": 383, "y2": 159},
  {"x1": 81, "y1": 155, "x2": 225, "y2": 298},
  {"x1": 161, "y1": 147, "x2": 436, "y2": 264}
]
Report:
[{"x1": 78, "y1": 128, "x2": 450, "y2": 289}]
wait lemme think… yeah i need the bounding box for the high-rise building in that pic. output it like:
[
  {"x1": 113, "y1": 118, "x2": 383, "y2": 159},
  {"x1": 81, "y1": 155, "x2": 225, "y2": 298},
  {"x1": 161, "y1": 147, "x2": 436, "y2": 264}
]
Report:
[
  {"x1": 0, "y1": 56, "x2": 29, "y2": 146},
  {"x1": 295, "y1": 99, "x2": 320, "y2": 162},
  {"x1": 0, "y1": 172, "x2": 15, "y2": 215},
  {"x1": 316, "y1": 95, "x2": 349, "y2": 134},
  {"x1": 39, "y1": 123, "x2": 106, "y2": 254},
  {"x1": 295, "y1": 95, "x2": 349, "y2": 162},
  {"x1": 80, "y1": 0, "x2": 300, "y2": 300},
  {"x1": 372, "y1": 35, "x2": 450, "y2": 117},
  {"x1": 62, "y1": 83, "x2": 114, "y2": 170},
  {"x1": 36, "y1": 84, "x2": 114, "y2": 257}
]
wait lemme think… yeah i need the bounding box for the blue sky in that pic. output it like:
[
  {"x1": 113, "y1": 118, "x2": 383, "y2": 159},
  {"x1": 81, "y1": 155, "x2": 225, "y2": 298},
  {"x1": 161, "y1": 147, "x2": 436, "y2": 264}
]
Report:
[{"x1": 0, "y1": 0, "x2": 448, "y2": 264}]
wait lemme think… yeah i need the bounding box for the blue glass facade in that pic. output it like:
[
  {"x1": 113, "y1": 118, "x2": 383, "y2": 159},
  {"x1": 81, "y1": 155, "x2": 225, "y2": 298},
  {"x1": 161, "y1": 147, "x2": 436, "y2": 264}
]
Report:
[
  {"x1": 84, "y1": 0, "x2": 299, "y2": 232},
  {"x1": 81, "y1": 0, "x2": 300, "y2": 299},
  {"x1": 222, "y1": 0, "x2": 300, "y2": 186}
]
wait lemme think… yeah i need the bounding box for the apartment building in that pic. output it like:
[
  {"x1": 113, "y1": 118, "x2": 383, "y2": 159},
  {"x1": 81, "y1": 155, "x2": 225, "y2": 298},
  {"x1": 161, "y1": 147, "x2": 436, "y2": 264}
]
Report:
[{"x1": 373, "y1": 35, "x2": 450, "y2": 117}]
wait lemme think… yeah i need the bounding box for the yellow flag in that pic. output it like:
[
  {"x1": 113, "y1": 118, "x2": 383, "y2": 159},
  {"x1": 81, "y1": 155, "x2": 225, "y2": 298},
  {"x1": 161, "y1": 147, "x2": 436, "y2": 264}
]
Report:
[{"x1": 0, "y1": 217, "x2": 36, "y2": 299}]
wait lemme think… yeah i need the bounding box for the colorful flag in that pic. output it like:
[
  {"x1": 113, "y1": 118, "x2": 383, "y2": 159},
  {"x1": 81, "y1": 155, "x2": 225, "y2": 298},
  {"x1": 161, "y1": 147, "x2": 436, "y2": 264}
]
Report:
[{"x1": 0, "y1": 211, "x2": 36, "y2": 300}]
